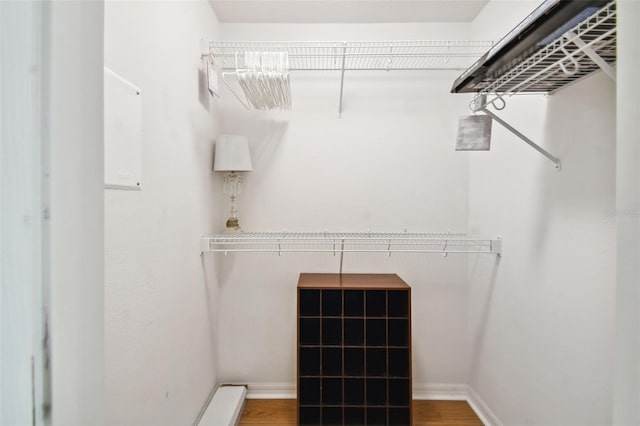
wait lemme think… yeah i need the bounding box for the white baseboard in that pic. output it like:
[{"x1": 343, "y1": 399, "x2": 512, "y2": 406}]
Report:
[
  {"x1": 412, "y1": 383, "x2": 468, "y2": 400},
  {"x1": 245, "y1": 382, "x2": 296, "y2": 399},
  {"x1": 243, "y1": 382, "x2": 502, "y2": 426},
  {"x1": 245, "y1": 382, "x2": 468, "y2": 401},
  {"x1": 467, "y1": 386, "x2": 503, "y2": 426}
]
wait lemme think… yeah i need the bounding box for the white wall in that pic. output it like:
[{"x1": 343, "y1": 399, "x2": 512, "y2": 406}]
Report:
[
  {"x1": 102, "y1": 3, "x2": 623, "y2": 423},
  {"x1": 216, "y1": 22, "x2": 481, "y2": 394},
  {"x1": 613, "y1": 1, "x2": 640, "y2": 424},
  {"x1": 104, "y1": 2, "x2": 222, "y2": 424},
  {"x1": 46, "y1": 1, "x2": 106, "y2": 424},
  {"x1": 467, "y1": 2, "x2": 616, "y2": 425},
  {"x1": 1, "y1": 2, "x2": 46, "y2": 424}
]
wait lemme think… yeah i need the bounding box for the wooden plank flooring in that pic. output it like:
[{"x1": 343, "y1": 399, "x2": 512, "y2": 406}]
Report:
[{"x1": 239, "y1": 399, "x2": 483, "y2": 425}]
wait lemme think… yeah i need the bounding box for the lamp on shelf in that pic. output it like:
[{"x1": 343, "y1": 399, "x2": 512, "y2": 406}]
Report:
[{"x1": 214, "y1": 134, "x2": 253, "y2": 231}]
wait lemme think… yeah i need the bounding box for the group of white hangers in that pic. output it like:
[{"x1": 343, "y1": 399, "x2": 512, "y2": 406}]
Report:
[{"x1": 235, "y1": 51, "x2": 291, "y2": 111}]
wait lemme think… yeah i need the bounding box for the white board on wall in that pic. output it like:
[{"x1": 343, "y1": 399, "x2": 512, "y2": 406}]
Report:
[{"x1": 104, "y1": 67, "x2": 142, "y2": 190}]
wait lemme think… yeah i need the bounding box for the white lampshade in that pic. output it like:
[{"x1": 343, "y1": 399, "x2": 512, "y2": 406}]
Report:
[{"x1": 214, "y1": 134, "x2": 253, "y2": 172}]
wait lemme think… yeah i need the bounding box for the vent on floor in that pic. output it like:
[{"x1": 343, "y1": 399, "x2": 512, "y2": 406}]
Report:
[{"x1": 196, "y1": 385, "x2": 247, "y2": 426}]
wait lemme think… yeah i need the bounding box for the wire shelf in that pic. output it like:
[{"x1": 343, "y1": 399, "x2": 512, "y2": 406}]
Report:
[
  {"x1": 201, "y1": 232, "x2": 502, "y2": 256},
  {"x1": 209, "y1": 40, "x2": 494, "y2": 71},
  {"x1": 472, "y1": 0, "x2": 616, "y2": 104}
]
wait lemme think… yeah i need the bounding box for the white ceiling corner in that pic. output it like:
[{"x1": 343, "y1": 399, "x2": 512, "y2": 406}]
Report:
[{"x1": 209, "y1": 0, "x2": 490, "y2": 24}]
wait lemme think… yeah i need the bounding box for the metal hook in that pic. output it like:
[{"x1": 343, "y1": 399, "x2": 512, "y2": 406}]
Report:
[
  {"x1": 559, "y1": 42, "x2": 580, "y2": 76},
  {"x1": 484, "y1": 95, "x2": 506, "y2": 111},
  {"x1": 491, "y1": 96, "x2": 506, "y2": 111},
  {"x1": 470, "y1": 93, "x2": 504, "y2": 113},
  {"x1": 469, "y1": 98, "x2": 480, "y2": 113}
]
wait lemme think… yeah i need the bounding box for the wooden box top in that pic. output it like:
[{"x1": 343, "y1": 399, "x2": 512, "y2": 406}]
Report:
[{"x1": 297, "y1": 273, "x2": 410, "y2": 289}]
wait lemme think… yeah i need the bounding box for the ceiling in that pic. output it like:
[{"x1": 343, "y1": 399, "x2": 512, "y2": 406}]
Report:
[{"x1": 209, "y1": 0, "x2": 490, "y2": 24}]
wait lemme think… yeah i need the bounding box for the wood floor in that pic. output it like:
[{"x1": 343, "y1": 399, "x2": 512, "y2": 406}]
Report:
[{"x1": 239, "y1": 399, "x2": 483, "y2": 425}]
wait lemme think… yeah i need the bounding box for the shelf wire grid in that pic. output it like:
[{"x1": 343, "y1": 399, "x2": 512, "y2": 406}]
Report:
[
  {"x1": 472, "y1": 0, "x2": 616, "y2": 102},
  {"x1": 209, "y1": 40, "x2": 494, "y2": 71},
  {"x1": 201, "y1": 232, "x2": 501, "y2": 255}
]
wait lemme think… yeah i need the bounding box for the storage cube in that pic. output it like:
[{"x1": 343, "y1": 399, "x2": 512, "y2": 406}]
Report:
[{"x1": 298, "y1": 273, "x2": 412, "y2": 425}]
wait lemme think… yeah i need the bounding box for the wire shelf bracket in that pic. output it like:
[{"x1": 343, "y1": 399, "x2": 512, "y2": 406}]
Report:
[
  {"x1": 204, "y1": 40, "x2": 494, "y2": 116},
  {"x1": 201, "y1": 231, "x2": 502, "y2": 273},
  {"x1": 466, "y1": 1, "x2": 616, "y2": 172},
  {"x1": 472, "y1": 95, "x2": 562, "y2": 171}
]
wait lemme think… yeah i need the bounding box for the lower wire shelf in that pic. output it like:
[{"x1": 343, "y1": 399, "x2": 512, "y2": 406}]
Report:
[{"x1": 200, "y1": 232, "x2": 502, "y2": 256}]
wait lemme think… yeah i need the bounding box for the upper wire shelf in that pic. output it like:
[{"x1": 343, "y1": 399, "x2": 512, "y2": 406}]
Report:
[
  {"x1": 208, "y1": 40, "x2": 495, "y2": 72},
  {"x1": 200, "y1": 232, "x2": 502, "y2": 256},
  {"x1": 472, "y1": 1, "x2": 616, "y2": 107}
]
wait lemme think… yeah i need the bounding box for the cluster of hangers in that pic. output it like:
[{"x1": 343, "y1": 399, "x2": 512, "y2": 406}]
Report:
[{"x1": 221, "y1": 51, "x2": 291, "y2": 111}]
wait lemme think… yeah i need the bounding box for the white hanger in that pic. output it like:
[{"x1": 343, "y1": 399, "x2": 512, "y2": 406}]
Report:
[{"x1": 226, "y1": 50, "x2": 291, "y2": 111}]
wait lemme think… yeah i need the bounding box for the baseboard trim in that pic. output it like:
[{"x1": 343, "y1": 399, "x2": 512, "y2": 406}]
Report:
[
  {"x1": 245, "y1": 382, "x2": 469, "y2": 401},
  {"x1": 467, "y1": 386, "x2": 503, "y2": 426},
  {"x1": 245, "y1": 382, "x2": 296, "y2": 399},
  {"x1": 412, "y1": 383, "x2": 468, "y2": 400},
  {"x1": 243, "y1": 382, "x2": 502, "y2": 426}
]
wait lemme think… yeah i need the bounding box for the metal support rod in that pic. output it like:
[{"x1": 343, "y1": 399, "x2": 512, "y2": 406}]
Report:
[
  {"x1": 492, "y1": 237, "x2": 503, "y2": 257},
  {"x1": 200, "y1": 234, "x2": 209, "y2": 254},
  {"x1": 565, "y1": 31, "x2": 616, "y2": 82},
  {"x1": 339, "y1": 239, "x2": 345, "y2": 274},
  {"x1": 482, "y1": 108, "x2": 562, "y2": 171},
  {"x1": 338, "y1": 43, "x2": 347, "y2": 118}
]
